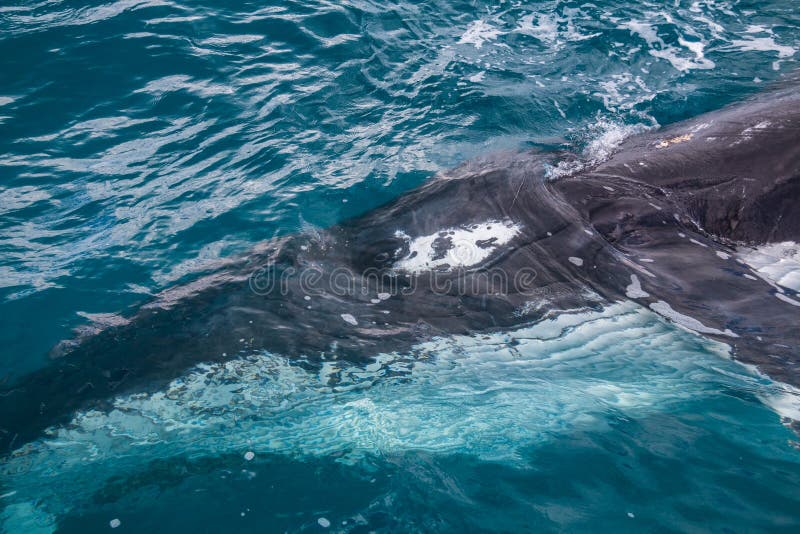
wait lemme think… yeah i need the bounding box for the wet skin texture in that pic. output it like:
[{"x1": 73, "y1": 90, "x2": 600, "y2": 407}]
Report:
[{"x1": 1, "y1": 81, "x2": 799, "y2": 454}]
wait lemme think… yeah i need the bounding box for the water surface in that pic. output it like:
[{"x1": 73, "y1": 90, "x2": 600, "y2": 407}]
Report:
[{"x1": 2, "y1": 0, "x2": 800, "y2": 531}]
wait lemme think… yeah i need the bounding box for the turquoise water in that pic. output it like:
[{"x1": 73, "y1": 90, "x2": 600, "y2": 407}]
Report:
[{"x1": 2, "y1": 0, "x2": 800, "y2": 531}]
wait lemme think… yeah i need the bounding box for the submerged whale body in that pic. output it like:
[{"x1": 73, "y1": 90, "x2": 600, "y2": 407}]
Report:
[{"x1": 1, "y1": 81, "x2": 799, "y2": 453}]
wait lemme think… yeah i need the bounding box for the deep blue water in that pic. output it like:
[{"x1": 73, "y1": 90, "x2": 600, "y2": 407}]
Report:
[{"x1": 2, "y1": 0, "x2": 800, "y2": 531}]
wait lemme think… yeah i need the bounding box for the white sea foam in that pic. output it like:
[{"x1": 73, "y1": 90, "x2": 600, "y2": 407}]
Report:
[
  {"x1": 594, "y1": 72, "x2": 655, "y2": 112},
  {"x1": 761, "y1": 382, "x2": 800, "y2": 422},
  {"x1": 544, "y1": 159, "x2": 585, "y2": 180},
  {"x1": 393, "y1": 220, "x2": 521, "y2": 273},
  {"x1": 729, "y1": 36, "x2": 796, "y2": 59},
  {"x1": 584, "y1": 119, "x2": 650, "y2": 162},
  {"x1": 458, "y1": 20, "x2": 504, "y2": 49},
  {"x1": 738, "y1": 362, "x2": 800, "y2": 426},
  {"x1": 620, "y1": 20, "x2": 714, "y2": 71},
  {"x1": 514, "y1": 10, "x2": 600, "y2": 48},
  {"x1": 516, "y1": 13, "x2": 559, "y2": 44},
  {"x1": 545, "y1": 119, "x2": 651, "y2": 181}
]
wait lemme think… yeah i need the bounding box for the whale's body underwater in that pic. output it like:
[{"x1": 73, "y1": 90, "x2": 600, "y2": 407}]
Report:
[{"x1": 2, "y1": 82, "x2": 800, "y2": 454}]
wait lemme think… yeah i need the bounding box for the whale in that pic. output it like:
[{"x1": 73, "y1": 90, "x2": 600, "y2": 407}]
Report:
[{"x1": 1, "y1": 80, "x2": 799, "y2": 454}]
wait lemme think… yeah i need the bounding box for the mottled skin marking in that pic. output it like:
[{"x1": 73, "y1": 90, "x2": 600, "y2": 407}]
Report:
[{"x1": 656, "y1": 133, "x2": 693, "y2": 148}]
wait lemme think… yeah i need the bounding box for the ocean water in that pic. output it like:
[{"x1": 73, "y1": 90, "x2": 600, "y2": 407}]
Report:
[{"x1": 2, "y1": 0, "x2": 800, "y2": 531}]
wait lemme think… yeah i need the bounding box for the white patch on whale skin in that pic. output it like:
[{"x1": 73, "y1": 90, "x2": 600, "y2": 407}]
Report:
[
  {"x1": 649, "y1": 300, "x2": 738, "y2": 337},
  {"x1": 731, "y1": 120, "x2": 773, "y2": 146},
  {"x1": 568, "y1": 257, "x2": 583, "y2": 267},
  {"x1": 340, "y1": 313, "x2": 358, "y2": 326},
  {"x1": 625, "y1": 275, "x2": 649, "y2": 299},
  {"x1": 656, "y1": 133, "x2": 692, "y2": 149},
  {"x1": 737, "y1": 242, "x2": 800, "y2": 292},
  {"x1": 776, "y1": 293, "x2": 800, "y2": 307},
  {"x1": 619, "y1": 256, "x2": 656, "y2": 278},
  {"x1": 393, "y1": 220, "x2": 521, "y2": 273},
  {"x1": 689, "y1": 122, "x2": 712, "y2": 133},
  {"x1": 745, "y1": 120, "x2": 772, "y2": 133}
]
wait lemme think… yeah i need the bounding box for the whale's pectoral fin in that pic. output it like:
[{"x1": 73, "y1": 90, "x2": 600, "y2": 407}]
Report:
[
  {"x1": 557, "y1": 157, "x2": 800, "y2": 387},
  {"x1": 606, "y1": 223, "x2": 800, "y2": 386}
]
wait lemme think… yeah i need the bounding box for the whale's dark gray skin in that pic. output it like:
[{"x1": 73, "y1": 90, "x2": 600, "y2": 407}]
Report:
[{"x1": 2, "y1": 82, "x2": 800, "y2": 454}]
